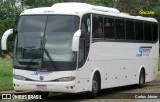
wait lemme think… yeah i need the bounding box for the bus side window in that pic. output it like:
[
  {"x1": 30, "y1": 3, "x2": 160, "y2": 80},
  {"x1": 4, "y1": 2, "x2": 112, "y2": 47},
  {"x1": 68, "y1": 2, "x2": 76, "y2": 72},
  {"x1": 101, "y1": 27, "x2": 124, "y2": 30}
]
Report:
[
  {"x1": 144, "y1": 22, "x2": 152, "y2": 41},
  {"x1": 135, "y1": 21, "x2": 143, "y2": 41},
  {"x1": 92, "y1": 15, "x2": 103, "y2": 38},
  {"x1": 152, "y1": 23, "x2": 158, "y2": 42},
  {"x1": 104, "y1": 17, "x2": 115, "y2": 39},
  {"x1": 81, "y1": 21, "x2": 87, "y2": 34},
  {"x1": 115, "y1": 19, "x2": 125, "y2": 39},
  {"x1": 126, "y1": 20, "x2": 134, "y2": 40},
  {"x1": 79, "y1": 14, "x2": 91, "y2": 68}
]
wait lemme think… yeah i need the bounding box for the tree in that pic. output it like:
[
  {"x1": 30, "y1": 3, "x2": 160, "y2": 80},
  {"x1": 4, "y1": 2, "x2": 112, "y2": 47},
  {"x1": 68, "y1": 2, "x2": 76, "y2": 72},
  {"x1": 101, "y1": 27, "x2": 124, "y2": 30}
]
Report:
[
  {"x1": 150, "y1": 2, "x2": 160, "y2": 22},
  {"x1": 0, "y1": 0, "x2": 21, "y2": 58},
  {"x1": 21, "y1": 0, "x2": 55, "y2": 8},
  {"x1": 108, "y1": 0, "x2": 152, "y2": 16},
  {"x1": 108, "y1": 0, "x2": 160, "y2": 22},
  {"x1": 21, "y1": 0, "x2": 112, "y2": 8}
]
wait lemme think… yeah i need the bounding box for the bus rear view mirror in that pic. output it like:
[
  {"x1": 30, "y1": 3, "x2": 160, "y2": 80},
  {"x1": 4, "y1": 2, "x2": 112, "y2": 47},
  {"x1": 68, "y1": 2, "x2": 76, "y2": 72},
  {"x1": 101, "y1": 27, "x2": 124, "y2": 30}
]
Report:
[
  {"x1": 72, "y1": 30, "x2": 81, "y2": 52},
  {"x1": 1, "y1": 29, "x2": 13, "y2": 50}
]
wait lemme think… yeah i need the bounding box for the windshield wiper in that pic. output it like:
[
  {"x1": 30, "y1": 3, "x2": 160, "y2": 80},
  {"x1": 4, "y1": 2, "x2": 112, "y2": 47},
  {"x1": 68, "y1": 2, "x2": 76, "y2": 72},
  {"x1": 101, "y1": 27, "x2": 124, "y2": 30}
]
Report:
[
  {"x1": 44, "y1": 49, "x2": 57, "y2": 70},
  {"x1": 40, "y1": 33, "x2": 57, "y2": 70}
]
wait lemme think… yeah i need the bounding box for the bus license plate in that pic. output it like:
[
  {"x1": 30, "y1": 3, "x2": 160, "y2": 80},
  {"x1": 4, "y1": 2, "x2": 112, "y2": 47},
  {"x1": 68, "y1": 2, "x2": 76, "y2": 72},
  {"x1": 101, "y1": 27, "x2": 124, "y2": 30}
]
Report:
[{"x1": 36, "y1": 85, "x2": 47, "y2": 90}]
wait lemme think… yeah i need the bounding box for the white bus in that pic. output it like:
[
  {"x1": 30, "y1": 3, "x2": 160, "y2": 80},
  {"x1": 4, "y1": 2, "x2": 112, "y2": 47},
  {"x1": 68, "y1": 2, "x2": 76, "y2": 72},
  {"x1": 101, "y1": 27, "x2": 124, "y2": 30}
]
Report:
[{"x1": 1, "y1": 2, "x2": 159, "y2": 98}]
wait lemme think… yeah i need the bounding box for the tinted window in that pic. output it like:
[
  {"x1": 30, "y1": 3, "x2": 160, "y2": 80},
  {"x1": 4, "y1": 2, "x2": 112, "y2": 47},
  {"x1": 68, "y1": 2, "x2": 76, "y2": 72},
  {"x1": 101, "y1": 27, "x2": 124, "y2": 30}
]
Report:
[
  {"x1": 152, "y1": 23, "x2": 158, "y2": 41},
  {"x1": 46, "y1": 15, "x2": 79, "y2": 32},
  {"x1": 144, "y1": 22, "x2": 152, "y2": 41},
  {"x1": 135, "y1": 21, "x2": 143, "y2": 40},
  {"x1": 79, "y1": 14, "x2": 91, "y2": 68},
  {"x1": 104, "y1": 17, "x2": 115, "y2": 39},
  {"x1": 18, "y1": 16, "x2": 47, "y2": 32},
  {"x1": 92, "y1": 15, "x2": 103, "y2": 38},
  {"x1": 126, "y1": 20, "x2": 134, "y2": 40},
  {"x1": 115, "y1": 19, "x2": 125, "y2": 39},
  {"x1": 44, "y1": 15, "x2": 79, "y2": 62}
]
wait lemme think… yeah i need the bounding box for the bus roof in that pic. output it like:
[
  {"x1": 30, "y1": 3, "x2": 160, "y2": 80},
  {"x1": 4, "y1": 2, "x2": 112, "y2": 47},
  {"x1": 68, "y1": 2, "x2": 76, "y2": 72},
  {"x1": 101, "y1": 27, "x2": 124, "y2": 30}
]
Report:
[{"x1": 21, "y1": 2, "x2": 158, "y2": 22}]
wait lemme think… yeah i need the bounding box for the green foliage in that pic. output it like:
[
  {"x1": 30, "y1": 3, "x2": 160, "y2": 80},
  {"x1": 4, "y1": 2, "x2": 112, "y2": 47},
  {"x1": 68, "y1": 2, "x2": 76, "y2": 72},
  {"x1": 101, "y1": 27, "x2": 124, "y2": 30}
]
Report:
[
  {"x1": 22, "y1": 0, "x2": 56, "y2": 7},
  {"x1": 109, "y1": 0, "x2": 160, "y2": 22},
  {"x1": 0, "y1": 58, "x2": 13, "y2": 91},
  {"x1": 21, "y1": 0, "x2": 112, "y2": 8},
  {"x1": 109, "y1": 0, "x2": 151, "y2": 16},
  {"x1": 152, "y1": 4, "x2": 160, "y2": 22},
  {"x1": 0, "y1": 0, "x2": 21, "y2": 58}
]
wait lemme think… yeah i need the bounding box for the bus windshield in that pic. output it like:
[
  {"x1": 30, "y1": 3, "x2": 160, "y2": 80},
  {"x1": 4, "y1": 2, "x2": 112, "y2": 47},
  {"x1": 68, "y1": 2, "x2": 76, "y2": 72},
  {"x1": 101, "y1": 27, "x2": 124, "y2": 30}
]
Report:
[{"x1": 15, "y1": 15, "x2": 79, "y2": 71}]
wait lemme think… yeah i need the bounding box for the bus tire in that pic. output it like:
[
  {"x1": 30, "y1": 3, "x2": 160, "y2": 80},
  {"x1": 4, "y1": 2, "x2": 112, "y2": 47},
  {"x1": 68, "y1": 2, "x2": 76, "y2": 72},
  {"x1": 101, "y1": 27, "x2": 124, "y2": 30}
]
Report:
[
  {"x1": 138, "y1": 69, "x2": 145, "y2": 88},
  {"x1": 35, "y1": 92, "x2": 49, "y2": 99},
  {"x1": 89, "y1": 74, "x2": 99, "y2": 98}
]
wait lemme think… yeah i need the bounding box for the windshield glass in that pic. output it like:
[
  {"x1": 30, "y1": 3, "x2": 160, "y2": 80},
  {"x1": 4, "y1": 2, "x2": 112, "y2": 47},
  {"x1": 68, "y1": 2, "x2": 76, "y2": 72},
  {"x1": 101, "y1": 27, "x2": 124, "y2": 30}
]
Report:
[
  {"x1": 15, "y1": 15, "x2": 79, "y2": 71},
  {"x1": 44, "y1": 15, "x2": 78, "y2": 62},
  {"x1": 16, "y1": 16, "x2": 46, "y2": 60}
]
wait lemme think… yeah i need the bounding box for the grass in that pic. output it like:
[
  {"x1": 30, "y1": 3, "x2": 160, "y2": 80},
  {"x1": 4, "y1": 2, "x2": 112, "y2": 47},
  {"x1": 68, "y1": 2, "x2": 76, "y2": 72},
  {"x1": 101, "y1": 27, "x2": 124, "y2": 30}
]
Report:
[
  {"x1": 0, "y1": 57, "x2": 160, "y2": 91},
  {"x1": 0, "y1": 58, "x2": 13, "y2": 91}
]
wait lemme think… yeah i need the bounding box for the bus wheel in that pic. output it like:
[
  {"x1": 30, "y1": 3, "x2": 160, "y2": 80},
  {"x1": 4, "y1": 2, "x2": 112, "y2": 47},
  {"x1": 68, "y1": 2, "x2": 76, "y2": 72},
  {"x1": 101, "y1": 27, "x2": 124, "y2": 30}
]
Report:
[
  {"x1": 35, "y1": 92, "x2": 49, "y2": 99},
  {"x1": 138, "y1": 69, "x2": 145, "y2": 88},
  {"x1": 89, "y1": 74, "x2": 99, "y2": 98}
]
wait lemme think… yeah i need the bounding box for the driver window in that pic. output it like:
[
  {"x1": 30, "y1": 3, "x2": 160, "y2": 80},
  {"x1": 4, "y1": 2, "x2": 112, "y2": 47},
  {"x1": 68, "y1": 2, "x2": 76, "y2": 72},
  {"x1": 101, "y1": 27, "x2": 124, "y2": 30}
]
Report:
[{"x1": 79, "y1": 14, "x2": 91, "y2": 68}]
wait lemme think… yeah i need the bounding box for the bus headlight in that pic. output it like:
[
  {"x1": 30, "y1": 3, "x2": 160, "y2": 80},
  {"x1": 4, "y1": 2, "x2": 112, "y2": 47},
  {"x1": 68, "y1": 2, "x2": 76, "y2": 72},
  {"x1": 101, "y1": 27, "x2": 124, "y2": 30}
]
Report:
[
  {"x1": 57, "y1": 76, "x2": 76, "y2": 82},
  {"x1": 13, "y1": 74, "x2": 27, "y2": 80}
]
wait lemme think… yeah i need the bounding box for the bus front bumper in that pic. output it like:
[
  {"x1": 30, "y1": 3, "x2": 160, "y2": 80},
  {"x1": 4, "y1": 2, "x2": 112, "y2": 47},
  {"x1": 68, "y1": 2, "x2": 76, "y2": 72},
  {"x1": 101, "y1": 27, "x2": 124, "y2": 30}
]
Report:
[{"x1": 13, "y1": 78, "x2": 77, "y2": 93}]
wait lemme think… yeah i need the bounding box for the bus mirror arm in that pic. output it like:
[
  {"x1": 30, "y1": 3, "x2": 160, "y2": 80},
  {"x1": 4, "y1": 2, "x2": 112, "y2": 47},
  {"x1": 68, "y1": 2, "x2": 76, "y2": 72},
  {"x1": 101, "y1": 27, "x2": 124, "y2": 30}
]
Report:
[
  {"x1": 1, "y1": 29, "x2": 13, "y2": 50},
  {"x1": 72, "y1": 30, "x2": 81, "y2": 52}
]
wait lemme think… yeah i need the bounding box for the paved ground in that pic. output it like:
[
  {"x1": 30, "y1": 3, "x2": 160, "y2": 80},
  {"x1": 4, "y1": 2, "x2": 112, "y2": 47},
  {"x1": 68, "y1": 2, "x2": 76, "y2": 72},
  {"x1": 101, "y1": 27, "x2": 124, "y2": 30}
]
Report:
[
  {"x1": 0, "y1": 72, "x2": 160, "y2": 102},
  {"x1": 0, "y1": 90, "x2": 32, "y2": 94}
]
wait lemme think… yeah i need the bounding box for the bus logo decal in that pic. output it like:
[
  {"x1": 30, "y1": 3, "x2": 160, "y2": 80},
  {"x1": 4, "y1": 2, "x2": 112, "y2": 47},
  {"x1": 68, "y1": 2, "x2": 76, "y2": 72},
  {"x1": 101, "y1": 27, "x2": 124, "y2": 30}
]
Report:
[
  {"x1": 31, "y1": 71, "x2": 52, "y2": 76},
  {"x1": 39, "y1": 76, "x2": 44, "y2": 80},
  {"x1": 31, "y1": 72, "x2": 38, "y2": 75},
  {"x1": 137, "y1": 46, "x2": 152, "y2": 57}
]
